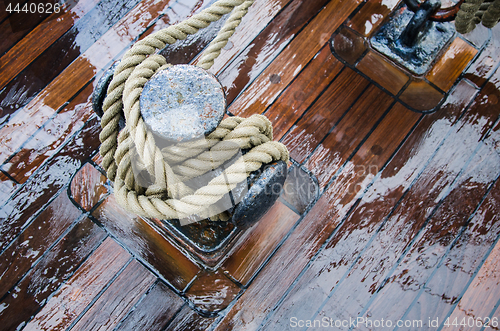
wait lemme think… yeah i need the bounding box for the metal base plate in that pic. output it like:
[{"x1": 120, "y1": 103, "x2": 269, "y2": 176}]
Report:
[{"x1": 370, "y1": 6, "x2": 455, "y2": 76}]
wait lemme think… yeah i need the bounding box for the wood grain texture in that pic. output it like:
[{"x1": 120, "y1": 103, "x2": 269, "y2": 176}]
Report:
[
  {"x1": 92, "y1": 195, "x2": 200, "y2": 291},
  {"x1": 282, "y1": 68, "x2": 370, "y2": 164},
  {"x1": 347, "y1": 0, "x2": 401, "y2": 36},
  {"x1": 222, "y1": 201, "x2": 300, "y2": 285},
  {"x1": 0, "y1": 0, "x2": 152, "y2": 127},
  {"x1": 23, "y1": 237, "x2": 131, "y2": 331},
  {"x1": 261, "y1": 80, "x2": 478, "y2": 330},
  {"x1": 360, "y1": 139, "x2": 500, "y2": 326},
  {"x1": 70, "y1": 162, "x2": 108, "y2": 211},
  {"x1": 427, "y1": 37, "x2": 478, "y2": 92},
  {"x1": 2, "y1": 83, "x2": 94, "y2": 184},
  {"x1": 405, "y1": 175, "x2": 500, "y2": 329},
  {"x1": 399, "y1": 79, "x2": 444, "y2": 111},
  {"x1": 312, "y1": 77, "x2": 500, "y2": 327},
  {"x1": 213, "y1": 101, "x2": 420, "y2": 331},
  {"x1": 0, "y1": 116, "x2": 101, "y2": 252},
  {"x1": 332, "y1": 26, "x2": 367, "y2": 65},
  {"x1": 185, "y1": 270, "x2": 241, "y2": 313},
  {"x1": 0, "y1": 192, "x2": 81, "y2": 298},
  {"x1": 1, "y1": 0, "x2": 499, "y2": 328},
  {"x1": 447, "y1": 237, "x2": 500, "y2": 331},
  {"x1": 0, "y1": 171, "x2": 17, "y2": 206},
  {"x1": 356, "y1": 50, "x2": 409, "y2": 95},
  {"x1": 0, "y1": 218, "x2": 106, "y2": 331},
  {"x1": 464, "y1": 24, "x2": 500, "y2": 87},
  {"x1": 0, "y1": 0, "x2": 183, "y2": 164},
  {"x1": 71, "y1": 259, "x2": 156, "y2": 331},
  {"x1": 217, "y1": 0, "x2": 331, "y2": 105},
  {"x1": 0, "y1": 13, "x2": 47, "y2": 57},
  {"x1": 0, "y1": 0, "x2": 101, "y2": 90},
  {"x1": 228, "y1": 0, "x2": 362, "y2": 117},
  {"x1": 0, "y1": 0, "x2": 67, "y2": 57},
  {"x1": 194, "y1": 0, "x2": 294, "y2": 74},
  {"x1": 264, "y1": 45, "x2": 344, "y2": 141},
  {"x1": 163, "y1": 305, "x2": 216, "y2": 331},
  {"x1": 304, "y1": 84, "x2": 394, "y2": 188},
  {"x1": 116, "y1": 281, "x2": 184, "y2": 331}
]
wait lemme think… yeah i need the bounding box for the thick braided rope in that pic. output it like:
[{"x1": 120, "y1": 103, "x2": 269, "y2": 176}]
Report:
[
  {"x1": 455, "y1": 0, "x2": 500, "y2": 33},
  {"x1": 482, "y1": 0, "x2": 500, "y2": 27},
  {"x1": 117, "y1": 55, "x2": 288, "y2": 219},
  {"x1": 99, "y1": 0, "x2": 290, "y2": 220},
  {"x1": 456, "y1": 0, "x2": 484, "y2": 33},
  {"x1": 100, "y1": 0, "x2": 254, "y2": 182},
  {"x1": 197, "y1": 0, "x2": 254, "y2": 69}
]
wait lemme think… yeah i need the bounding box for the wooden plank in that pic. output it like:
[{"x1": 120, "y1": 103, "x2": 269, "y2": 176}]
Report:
[
  {"x1": 0, "y1": 0, "x2": 181, "y2": 163},
  {"x1": 446, "y1": 238, "x2": 500, "y2": 331},
  {"x1": 198, "y1": 0, "x2": 294, "y2": 74},
  {"x1": 304, "y1": 84, "x2": 394, "y2": 188},
  {"x1": 185, "y1": 270, "x2": 241, "y2": 313},
  {"x1": 23, "y1": 237, "x2": 131, "y2": 331},
  {"x1": 0, "y1": 0, "x2": 145, "y2": 128},
  {"x1": 2, "y1": 0, "x2": 231, "y2": 182},
  {"x1": 155, "y1": 0, "x2": 239, "y2": 66},
  {"x1": 0, "y1": 4, "x2": 54, "y2": 57},
  {"x1": 116, "y1": 281, "x2": 184, "y2": 331},
  {"x1": 427, "y1": 37, "x2": 478, "y2": 92},
  {"x1": 2, "y1": 83, "x2": 94, "y2": 184},
  {"x1": 0, "y1": 1, "x2": 8, "y2": 23},
  {"x1": 404, "y1": 174, "x2": 500, "y2": 329},
  {"x1": 462, "y1": 23, "x2": 490, "y2": 48},
  {"x1": 399, "y1": 79, "x2": 444, "y2": 112},
  {"x1": 464, "y1": 24, "x2": 500, "y2": 87},
  {"x1": 311, "y1": 79, "x2": 500, "y2": 327},
  {"x1": 71, "y1": 259, "x2": 156, "y2": 331},
  {"x1": 70, "y1": 162, "x2": 108, "y2": 211},
  {"x1": 213, "y1": 102, "x2": 420, "y2": 331},
  {"x1": 0, "y1": 218, "x2": 106, "y2": 331},
  {"x1": 0, "y1": 192, "x2": 81, "y2": 298},
  {"x1": 263, "y1": 45, "x2": 344, "y2": 141},
  {"x1": 332, "y1": 26, "x2": 368, "y2": 65},
  {"x1": 356, "y1": 50, "x2": 409, "y2": 95},
  {"x1": 215, "y1": 0, "x2": 331, "y2": 104},
  {"x1": 281, "y1": 68, "x2": 369, "y2": 164},
  {"x1": 227, "y1": 0, "x2": 362, "y2": 117},
  {"x1": 280, "y1": 165, "x2": 319, "y2": 215},
  {"x1": 222, "y1": 201, "x2": 300, "y2": 285},
  {"x1": 0, "y1": 116, "x2": 101, "y2": 252},
  {"x1": 163, "y1": 305, "x2": 216, "y2": 331},
  {"x1": 0, "y1": 171, "x2": 17, "y2": 207},
  {"x1": 92, "y1": 194, "x2": 200, "y2": 291},
  {"x1": 210, "y1": 80, "x2": 479, "y2": 331},
  {"x1": 360, "y1": 139, "x2": 500, "y2": 326},
  {"x1": 0, "y1": 0, "x2": 102, "y2": 90},
  {"x1": 347, "y1": 0, "x2": 401, "y2": 36},
  {"x1": 0, "y1": 0, "x2": 309, "y2": 165}
]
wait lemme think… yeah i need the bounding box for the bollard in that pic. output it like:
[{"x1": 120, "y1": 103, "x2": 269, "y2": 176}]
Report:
[{"x1": 92, "y1": 63, "x2": 287, "y2": 235}]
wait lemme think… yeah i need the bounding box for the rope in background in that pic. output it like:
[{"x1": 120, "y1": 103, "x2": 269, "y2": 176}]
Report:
[
  {"x1": 456, "y1": 0, "x2": 500, "y2": 33},
  {"x1": 99, "y1": 0, "x2": 289, "y2": 221}
]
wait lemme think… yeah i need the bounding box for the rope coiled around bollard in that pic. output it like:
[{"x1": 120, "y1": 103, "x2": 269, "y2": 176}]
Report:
[{"x1": 99, "y1": 0, "x2": 289, "y2": 221}]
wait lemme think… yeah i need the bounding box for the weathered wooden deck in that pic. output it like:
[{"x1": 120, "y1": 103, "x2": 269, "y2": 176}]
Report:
[{"x1": 1, "y1": 0, "x2": 500, "y2": 330}]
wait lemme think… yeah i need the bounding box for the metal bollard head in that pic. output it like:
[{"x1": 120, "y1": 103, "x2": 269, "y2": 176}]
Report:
[{"x1": 140, "y1": 64, "x2": 226, "y2": 142}]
